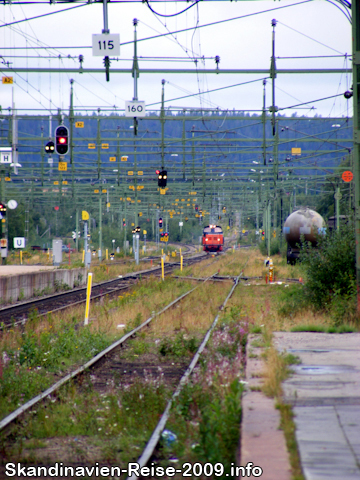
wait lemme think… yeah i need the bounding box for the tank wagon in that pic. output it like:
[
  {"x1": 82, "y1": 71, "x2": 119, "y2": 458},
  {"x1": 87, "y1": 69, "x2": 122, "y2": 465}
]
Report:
[{"x1": 283, "y1": 208, "x2": 325, "y2": 264}]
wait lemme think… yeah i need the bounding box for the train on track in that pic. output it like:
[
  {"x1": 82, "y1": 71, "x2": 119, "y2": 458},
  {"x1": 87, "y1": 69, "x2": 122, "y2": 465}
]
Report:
[{"x1": 202, "y1": 225, "x2": 224, "y2": 253}]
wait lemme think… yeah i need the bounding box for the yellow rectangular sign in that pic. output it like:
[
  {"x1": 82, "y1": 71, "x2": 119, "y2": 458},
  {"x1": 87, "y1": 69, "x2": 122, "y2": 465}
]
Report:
[
  {"x1": 129, "y1": 185, "x2": 135, "y2": 190},
  {"x1": 291, "y1": 147, "x2": 301, "y2": 155},
  {"x1": 88, "y1": 143, "x2": 96, "y2": 149},
  {"x1": 5, "y1": 177, "x2": 11, "y2": 182},
  {"x1": 62, "y1": 180, "x2": 68, "y2": 185},
  {"x1": 138, "y1": 212, "x2": 143, "y2": 216},
  {"x1": 128, "y1": 171, "x2": 134, "y2": 176},
  {"x1": 58, "y1": 162, "x2": 67, "y2": 171},
  {"x1": 109, "y1": 156, "x2": 116, "y2": 162},
  {"x1": 53, "y1": 181, "x2": 59, "y2": 185},
  {"x1": 102, "y1": 189, "x2": 107, "y2": 193},
  {"x1": 75, "y1": 121, "x2": 84, "y2": 128},
  {"x1": 94, "y1": 189, "x2": 99, "y2": 193},
  {"x1": 102, "y1": 143, "x2": 109, "y2": 149},
  {"x1": 160, "y1": 188, "x2": 167, "y2": 195},
  {"x1": 121, "y1": 156, "x2": 128, "y2": 161},
  {"x1": 2, "y1": 76, "x2": 13, "y2": 84},
  {"x1": 138, "y1": 171, "x2": 143, "y2": 175}
]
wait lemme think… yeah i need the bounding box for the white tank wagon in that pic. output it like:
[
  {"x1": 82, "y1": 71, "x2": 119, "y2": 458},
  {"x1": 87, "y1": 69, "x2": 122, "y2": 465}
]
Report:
[{"x1": 283, "y1": 208, "x2": 326, "y2": 264}]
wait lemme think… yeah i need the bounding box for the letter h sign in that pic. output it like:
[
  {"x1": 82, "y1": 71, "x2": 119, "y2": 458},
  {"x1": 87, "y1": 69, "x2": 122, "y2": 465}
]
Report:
[{"x1": 0, "y1": 148, "x2": 12, "y2": 164}]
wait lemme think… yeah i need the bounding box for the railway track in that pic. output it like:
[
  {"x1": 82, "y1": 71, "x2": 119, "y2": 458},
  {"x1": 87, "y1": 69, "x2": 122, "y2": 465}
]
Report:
[
  {"x1": 0, "y1": 255, "x2": 248, "y2": 479},
  {"x1": 126, "y1": 268, "x2": 245, "y2": 480},
  {"x1": 0, "y1": 251, "x2": 207, "y2": 327}
]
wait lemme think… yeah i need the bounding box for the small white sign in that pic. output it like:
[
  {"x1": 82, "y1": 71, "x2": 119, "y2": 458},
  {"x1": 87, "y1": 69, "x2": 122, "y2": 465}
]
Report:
[
  {"x1": 179, "y1": 222, "x2": 183, "y2": 226},
  {"x1": 14, "y1": 237, "x2": 25, "y2": 248},
  {"x1": 125, "y1": 101, "x2": 146, "y2": 117},
  {"x1": 0, "y1": 147, "x2": 12, "y2": 164},
  {"x1": 7, "y1": 199, "x2": 17, "y2": 210},
  {"x1": 92, "y1": 34, "x2": 120, "y2": 56}
]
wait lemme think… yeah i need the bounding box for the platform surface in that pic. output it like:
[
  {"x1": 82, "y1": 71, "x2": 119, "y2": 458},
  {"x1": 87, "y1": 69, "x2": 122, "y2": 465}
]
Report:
[
  {"x1": 273, "y1": 332, "x2": 360, "y2": 480},
  {"x1": 0, "y1": 265, "x2": 57, "y2": 276}
]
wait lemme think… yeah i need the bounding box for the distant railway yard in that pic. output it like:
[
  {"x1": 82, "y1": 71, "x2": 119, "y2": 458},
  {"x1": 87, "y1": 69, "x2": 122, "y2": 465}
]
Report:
[{"x1": 0, "y1": 244, "x2": 359, "y2": 480}]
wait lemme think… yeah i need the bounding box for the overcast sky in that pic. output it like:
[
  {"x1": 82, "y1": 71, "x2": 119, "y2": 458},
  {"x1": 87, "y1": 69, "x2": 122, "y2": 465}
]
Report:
[{"x1": 0, "y1": 0, "x2": 353, "y2": 118}]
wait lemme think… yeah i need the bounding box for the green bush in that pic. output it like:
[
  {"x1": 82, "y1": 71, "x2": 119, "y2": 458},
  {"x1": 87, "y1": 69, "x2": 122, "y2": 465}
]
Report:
[
  {"x1": 299, "y1": 224, "x2": 356, "y2": 312},
  {"x1": 258, "y1": 238, "x2": 281, "y2": 256},
  {"x1": 277, "y1": 224, "x2": 358, "y2": 325}
]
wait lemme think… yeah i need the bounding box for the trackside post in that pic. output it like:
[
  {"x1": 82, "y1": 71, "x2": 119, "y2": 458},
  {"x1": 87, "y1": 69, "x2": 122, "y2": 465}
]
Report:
[
  {"x1": 161, "y1": 256, "x2": 164, "y2": 281},
  {"x1": 180, "y1": 255, "x2": 183, "y2": 271},
  {"x1": 84, "y1": 272, "x2": 93, "y2": 325}
]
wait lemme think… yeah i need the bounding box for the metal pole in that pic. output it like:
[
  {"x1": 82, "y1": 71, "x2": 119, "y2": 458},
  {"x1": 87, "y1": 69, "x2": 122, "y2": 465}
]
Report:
[
  {"x1": 76, "y1": 209, "x2": 79, "y2": 252},
  {"x1": 267, "y1": 202, "x2": 271, "y2": 257},
  {"x1": 182, "y1": 115, "x2": 186, "y2": 180},
  {"x1": 336, "y1": 185, "x2": 341, "y2": 231},
  {"x1": 131, "y1": 18, "x2": 139, "y2": 135},
  {"x1": 161, "y1": 79, "x2": 165, "y2": 170},
  {"x1": 350, "y1": 1, "x2": 360, "y2": 314},
  {"x1": 97, "y1": 115, "x2": 102, "y2": 260},
  {"x1": 69, "y1": 79, "x2": 75, "y2": 198},
  {"x1": 262, "y1": 79, "x2": 267, "y2": 165},
  {"x1": 102, "y1": 0, "x2": 109, "y2": 33},
  {"x1": 270, "y1": 19, "x2": 278, "y2": 136},
  {"x1": 136, "y1": 234, "x2": 139, "y2": 265}
]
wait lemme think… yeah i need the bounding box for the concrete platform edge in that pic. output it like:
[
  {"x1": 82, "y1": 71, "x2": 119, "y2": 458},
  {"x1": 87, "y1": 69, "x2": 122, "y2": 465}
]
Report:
[{"x1": 240, "y1": 334, "x2": 292, "y2": 480}]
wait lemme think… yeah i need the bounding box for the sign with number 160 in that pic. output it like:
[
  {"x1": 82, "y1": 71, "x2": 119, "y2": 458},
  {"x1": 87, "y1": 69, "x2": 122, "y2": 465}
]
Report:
[{"x1": 125, "y1": 101, "x2": 146, "y2": 117}]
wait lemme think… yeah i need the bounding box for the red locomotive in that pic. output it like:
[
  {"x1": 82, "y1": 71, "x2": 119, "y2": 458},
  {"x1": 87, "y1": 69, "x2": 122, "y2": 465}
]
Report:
[{"x1": 202, "y1": 225, "x2": 224, "y2": 252}]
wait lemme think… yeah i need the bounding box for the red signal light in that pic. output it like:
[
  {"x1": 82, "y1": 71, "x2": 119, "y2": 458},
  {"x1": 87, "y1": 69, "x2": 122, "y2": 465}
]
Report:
[
  {"x1": 156, "y1": 170, "x2": 160, "y2": 175},
  {"x1": 55, "y1": 125, "x2": 69, "y2": 155}
]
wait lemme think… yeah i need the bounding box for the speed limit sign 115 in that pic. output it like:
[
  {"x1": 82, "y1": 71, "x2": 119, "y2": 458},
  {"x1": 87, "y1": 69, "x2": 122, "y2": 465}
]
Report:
[
  {"x1": 92, "y1": 34, "x2": 120, "y2": 56},
  {"x1": 125, "y1": 101, "x2": 146, "y2": 117}
]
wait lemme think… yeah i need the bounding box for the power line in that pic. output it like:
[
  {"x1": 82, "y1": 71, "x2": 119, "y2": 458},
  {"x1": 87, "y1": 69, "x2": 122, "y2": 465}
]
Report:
[{"x1": 0, "y1": 3, "x2": 89, "y2": 28}]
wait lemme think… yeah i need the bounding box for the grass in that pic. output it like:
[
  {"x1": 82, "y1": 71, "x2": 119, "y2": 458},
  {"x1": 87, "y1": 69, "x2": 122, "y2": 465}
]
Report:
[
  {"x1": 2, "y1": 376, "x2": 170, "y2": 466},
  {"x1": 158, "y1": 312, "x2": 248, "y2": 479},
  {"x1": 2, "y1": 245, "x2": 357, "y2": 477},
  {"x1": 0, "y1": 257, "x2": 236, "y2": 467},
  {"x1": 0, "y1": 277, "x2": 195, "y2": 420},
  {"x1": 291, "y1": 324, "x2": 356, "y2": 334},
  {"x1": 277, "y1": 403, "x2": 305, "y2": 480}
]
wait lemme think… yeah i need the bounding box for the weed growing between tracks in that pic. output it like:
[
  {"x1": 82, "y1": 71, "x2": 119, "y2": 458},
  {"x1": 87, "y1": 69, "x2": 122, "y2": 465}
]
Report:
[
  {"x1": 2, "y1": 376, "x2": 170, "y2": 466},
  {"x1": 154, "y1": 308, "x2": 248, "y2": 479}
]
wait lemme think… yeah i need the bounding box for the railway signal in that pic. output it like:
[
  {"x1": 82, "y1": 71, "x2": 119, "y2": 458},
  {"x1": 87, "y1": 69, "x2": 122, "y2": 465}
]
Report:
[
  {"x1": 45, "y1": 141, "x2": 55, "y2": 153},
  {"x1": 159, "y1": 217, "x2": 163, "y2": 227},
  {"x1": 158, "y1": 170, "x2": 167, "y2": 187},
  {"x1": 0, "y1": 202, "x2": 6, "y2": 217},
  {"x1": 55, "y1": 125, "x2": 69, "y2": 155}
]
